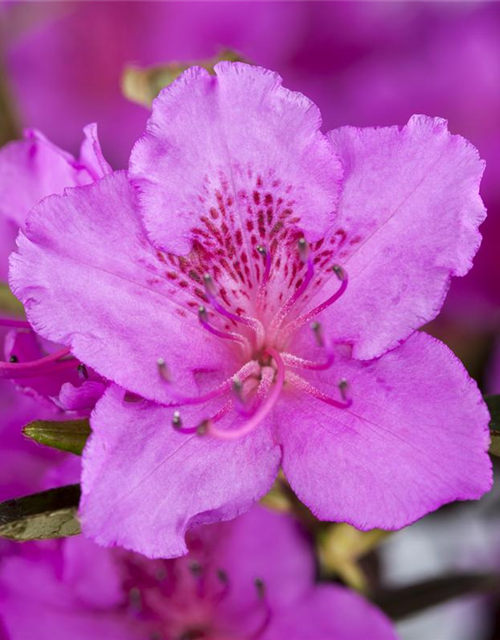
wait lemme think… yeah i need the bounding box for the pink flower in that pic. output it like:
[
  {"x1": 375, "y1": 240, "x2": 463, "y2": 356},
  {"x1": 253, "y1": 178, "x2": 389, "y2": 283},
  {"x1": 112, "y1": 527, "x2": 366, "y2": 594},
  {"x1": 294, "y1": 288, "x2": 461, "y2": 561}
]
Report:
[
  {"x1": 0, "y1": 506, "x2": 397, "y2": 640},
  {"x1": 0, "y1": 126, "x2": 109, "y2": 414},
  {"x1": 11, "y1": 63, "x2": 492, "y2": 558}
]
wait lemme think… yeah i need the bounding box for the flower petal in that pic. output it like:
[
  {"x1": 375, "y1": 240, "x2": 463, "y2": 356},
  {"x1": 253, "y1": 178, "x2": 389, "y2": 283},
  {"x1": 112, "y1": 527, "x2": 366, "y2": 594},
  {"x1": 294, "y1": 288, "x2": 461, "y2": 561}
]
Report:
[
  {"x1": 62, "y1": 536, "x2": 124, "y2": 609},
  {"x1": 130, "y1": 62, "x2": 342, "y2": 255},
  {"x1": 262, "y1": 585, "x2": 397, "y2": 640},
  {"x1": 277, "y1": 332, "x2": 492, "y2": 529},
  {"x1": 81, "y1": 385, "x2": 281, "y2": 558},
  {"x1": 0, "y1": 553, "x2": 136, "y2": 640},
  {"x1": 10, "y1": 171, "x2": 229, "y2": 403},
  {"x1": 319, "y1": 116, "x2": 486, "y2": 360},
  {"x1": 0, "y1": 128, "x2": 102, "y2": 229}
]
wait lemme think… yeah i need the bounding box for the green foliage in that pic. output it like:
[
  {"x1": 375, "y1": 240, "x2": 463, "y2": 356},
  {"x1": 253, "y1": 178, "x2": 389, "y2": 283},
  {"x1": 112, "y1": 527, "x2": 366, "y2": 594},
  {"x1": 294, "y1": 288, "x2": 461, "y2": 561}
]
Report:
[
  {"x1": 23, "y1": 419, "x2": 91, "y2": 456},
  {"x1": 0, "y1": 485, "x2": 81, "y2": 541}
]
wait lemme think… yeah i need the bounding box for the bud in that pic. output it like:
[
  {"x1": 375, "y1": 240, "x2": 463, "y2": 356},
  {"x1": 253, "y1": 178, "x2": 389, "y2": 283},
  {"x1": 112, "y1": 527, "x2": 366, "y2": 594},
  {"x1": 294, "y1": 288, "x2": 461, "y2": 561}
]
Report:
[{"x1": 23, "y1": 419, "x2": 91, "y2": 456}]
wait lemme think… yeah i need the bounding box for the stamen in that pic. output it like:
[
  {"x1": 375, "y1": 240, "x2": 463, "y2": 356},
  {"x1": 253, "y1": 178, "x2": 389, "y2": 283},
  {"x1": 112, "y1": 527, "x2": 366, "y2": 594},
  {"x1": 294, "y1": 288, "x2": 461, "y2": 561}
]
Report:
[
  {"x1": 205, "y1": 348, "x2": 285, "y2": 440},
  {"x1": 157, "y1": 358, "x2": 171, "y2": 382},
  {"x1": 270, "y1": 239, "x2": 315, "y2": 334},
  {"x1": 171, "y1": 401, "x2": 232, "y2": 435},
  {"x1": 256, "y1": 245, "x2": 271, "y2": 288},
  {"x1": 128, "y1": 587, "x2": 142, "y2": 614},
  {"x1": 0, "y1": 317, "x2": 31, "y2": 329},
  {"x1": 311, "y1": 321, "x2": 324, "y2": 347},
  {"x1": 0, "y1": 346, "x2": 74, "y2": 380},
  {"x1": 213, "y1": 569, "x2": 230, "y2": 603},
  {"x1": 281, "y1": 322, "x2": 335, "y2": 371},
  {"x1": 281, "y1": 351, "x2": 334, "y2": 372},
  {"x1": 77, "y1": 363, "x2": 89, "y2": 380},
  {"x1": 167, "y1": 360, "x2": 260, "y2": 407},
  {"x1": 288, "y1": 371, "x2": 352, "y2": 409},
  {"x1": 338, "y1": 379, "x2": 350, "y2": 402},
  {"x1": 203, "y1": 274, "x2": 265, "y2": 348},
  {"x1": 247, "y1": 579, "x2": 273, "y2": 640},
  {"x1": 189, "y1": 561, "x2": 206, "y2": 599},
  {"x1": 198, "y1": 306, "x2": 250, "y2": 353},
  {"x1": 282, "y1": 264, "x2": 348, "y2": 337},
  {"x1": 297, "y1": 237, "x2": 310, "y2": 262},
  {"x1": 232, "y1": 378, "x2": 247, "y2": 414}
]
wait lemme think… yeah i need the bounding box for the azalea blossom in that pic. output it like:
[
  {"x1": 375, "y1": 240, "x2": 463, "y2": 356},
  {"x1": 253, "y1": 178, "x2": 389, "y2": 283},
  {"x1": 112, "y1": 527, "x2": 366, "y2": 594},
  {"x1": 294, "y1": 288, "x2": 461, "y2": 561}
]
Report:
[
  {"x1": 0, "y1": 506, "x2": 397, "y2": 640},
  {"x1": 0, "y1": 126, "x2": 108, "y2": 414},
  {"x1": 11, "y1": 62, "x2": 492, "y2": 558}
]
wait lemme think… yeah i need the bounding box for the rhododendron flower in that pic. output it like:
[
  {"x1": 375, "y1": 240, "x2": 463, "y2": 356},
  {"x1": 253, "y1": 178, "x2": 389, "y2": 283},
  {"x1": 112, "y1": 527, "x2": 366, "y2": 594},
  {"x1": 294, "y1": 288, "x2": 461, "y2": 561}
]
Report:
[
  {"x1": 0, "y1": 126, "x2": 109, "y2": 414},
  {"x1": 11, "y1": 63, "x2": 492, "y2": 558},
  {"x1": 0, "y1": 506, "x2": 397, "y2": 640}
]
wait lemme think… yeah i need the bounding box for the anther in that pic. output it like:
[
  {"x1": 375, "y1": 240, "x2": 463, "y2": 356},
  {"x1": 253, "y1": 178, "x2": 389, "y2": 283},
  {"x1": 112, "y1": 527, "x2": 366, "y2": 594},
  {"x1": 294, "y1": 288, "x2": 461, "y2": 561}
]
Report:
[
  {"x1": 172, "y1": 410, "x2": 182, "y2": 429},
  {"x1": 256, "y1": 245, "x2": 272, "y2": 292},
  {"x1": 217, "y1": 569, "x2": 228, "y2": 584},
  {"x1": 255, "y1": 578, "x2": 266, "y2": 599},
  {"x1": 233, "y1": 378, "x2": 243, "y2": 400},
  {"x1": 332, "y1": 264, "x2": 346, "y2": 281},
  {"x1": 198, "y1": 305, "x2": 208, "y2": 319},
  {"x1": 189, "y1": 561, "x2": 202, "y2": 577},
  {"x1": 9, "y1": 355, "x2": 18, "y2": 364},
  {"x1": 157, "y1": 358, "x2": 171, "y2": 382},
  {"x1": 196, "y1": 420, "x2": 210, "y2": 436},
  {"x1": 338, "y1": 379, "x2": 349, "y2": 401},
  {"x1": 129, "y1": 587, "x2": 142, "y2": 612},
  {"x1": 297, "y1": 237, "x2": 310, "y2": 262},
  {"x1": 77, "y1": 363, "x2": 89, "y2": 380},
  {"x1": 311, "y1": 321, "x2": 324, "y2": 347},
  {"x1": 203, "y1": 273, "x2": 217, "y2": 296}
]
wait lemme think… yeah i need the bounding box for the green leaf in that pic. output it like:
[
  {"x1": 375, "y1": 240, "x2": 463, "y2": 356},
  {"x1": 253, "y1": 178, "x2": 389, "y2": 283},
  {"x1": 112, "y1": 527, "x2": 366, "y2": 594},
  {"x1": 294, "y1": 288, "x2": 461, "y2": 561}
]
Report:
[
  {"x1": 23, "y1": 419, "x2": 91, "y2": 455},
  {"x1": 372, "y1": 572, "x2": 499, "y2": 620},
  {"x1": 0, "y1": 485, "x2": 81, "y2": 541},
  {"x1": 486, "y1": 395, "x2": 500, "y2": 456},
  {"x1": 0, "y1": 282, "x2": 25, "y2": 316}
]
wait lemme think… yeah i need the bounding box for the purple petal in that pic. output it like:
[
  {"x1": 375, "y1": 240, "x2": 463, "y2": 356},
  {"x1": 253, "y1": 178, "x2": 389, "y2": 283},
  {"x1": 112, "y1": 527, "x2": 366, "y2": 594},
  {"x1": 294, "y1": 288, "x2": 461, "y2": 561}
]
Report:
[
  {"x1": 262, "y1": 585, "x2": 397, "y2": 640},
  {"x1": 277, "y1": 331, "x2": 492, "y2": 529},
  {"x1": 10, "y1": 171, "x2": 229, "y2": 404},
  {"x1": 318, "y1": 116, "x2": 486, "y2": 360},
  {"x1": 0, "y1": 553, "x2": 137, "y2": 640},
  {"x1": 62, "y1": 536, "x2": 124, "y2": 609},
  {"x1": 81, "y1": 385, "x2": 281, "y2": 558},
  {"x1": 4, "y1": 329, "x2": 81, "y2": 402},
  {"x1": 79, "y1": 124, "x2": 112, "y2": 180},
  {"x1": 130, "y1": 62, "x2": 342, "y2": 255},
  {"x1": 56, "y1": 380, "x2": 106, "y2": 413},
  {"x1": 0, "y1": 129, "x2": 97, "y2": 228}
]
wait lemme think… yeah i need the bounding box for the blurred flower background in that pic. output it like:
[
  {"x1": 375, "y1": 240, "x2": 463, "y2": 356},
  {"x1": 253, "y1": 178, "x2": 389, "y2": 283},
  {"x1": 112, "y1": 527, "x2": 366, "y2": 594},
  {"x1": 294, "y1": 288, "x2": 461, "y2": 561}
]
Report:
[{"x1": 0, "y1": 2, "x2": 499, "y2": 639}]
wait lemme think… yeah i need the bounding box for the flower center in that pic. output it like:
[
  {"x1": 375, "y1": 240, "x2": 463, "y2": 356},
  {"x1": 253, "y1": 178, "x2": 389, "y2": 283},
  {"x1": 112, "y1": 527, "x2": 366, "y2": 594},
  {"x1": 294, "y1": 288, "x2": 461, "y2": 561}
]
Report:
[
  {"x1": 123, "y1": 556, "x2": 272, "y2": 640},
  {"x1": 162, "y1": 236, "x2": 352, "y2": 441}
]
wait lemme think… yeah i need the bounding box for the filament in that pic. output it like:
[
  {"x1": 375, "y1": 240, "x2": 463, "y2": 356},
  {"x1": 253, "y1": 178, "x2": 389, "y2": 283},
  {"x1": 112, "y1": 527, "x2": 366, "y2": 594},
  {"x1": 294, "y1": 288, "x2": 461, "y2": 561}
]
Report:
[
  {"x1": 198, "y1": 306, "x2": 251, "y2": 355},
  {"x1": 171, "y1": 401, "x2": 232, "y2": 435},
  {"x1": 0, "y1": 317, "x2": 31, "y2": 329},
  {"x1": 0, "y1": 346, "x2": 74, "y2": 380},
  {"x1": 287, "y1": 371, "x2": 352, "y2": 409},
  {"x1": 204, "y1": 274, "x2": 265, "y2": 349},
  {"x1": 257, "y1": 245, "x2": 271, "y2": 289},
  {"x1": 167, "y1": 360, "x2": 260, "y2": 407},
  {"x1": 282, "y1": 266, "x2": 348, "y2": 338}
]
